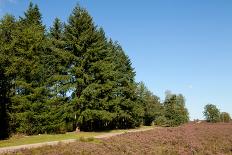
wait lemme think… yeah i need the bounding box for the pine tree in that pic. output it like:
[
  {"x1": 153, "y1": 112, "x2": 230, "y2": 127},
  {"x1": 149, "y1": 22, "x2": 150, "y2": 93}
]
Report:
[
  {"x1": 20, "y1": 2, "x2": 43, "y2": 26},
  {"x1": 0, "y1": 14, "x2": 16, "y2": 139},
  {"x1": 107, "y1": 41, "x2": 143, "y2": 128},
  {"x1": 46, "y1": 18, "x2": 75, "y2": 132},
  {"x1": 64, "y1": 5, "x2": 116, "y2": 131},
  {"x1": 9, "y1": 3, "x2": 51, "y2": 134}
]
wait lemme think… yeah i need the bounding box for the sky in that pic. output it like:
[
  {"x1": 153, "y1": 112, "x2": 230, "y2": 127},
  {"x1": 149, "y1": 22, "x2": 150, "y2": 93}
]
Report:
[{"x1": 0, "y1": 0, "x2": 232, "y2": 120}]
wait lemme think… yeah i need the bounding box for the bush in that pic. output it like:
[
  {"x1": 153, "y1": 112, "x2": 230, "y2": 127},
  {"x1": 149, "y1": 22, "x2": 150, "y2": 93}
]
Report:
[{"x1": 154, "y1": 116, "x2": 168, "y2": 126}]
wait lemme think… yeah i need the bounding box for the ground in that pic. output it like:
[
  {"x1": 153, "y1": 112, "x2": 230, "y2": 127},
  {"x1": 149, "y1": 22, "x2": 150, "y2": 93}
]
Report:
[{"x1": 2, "y1": 123, "x2": 232, "y2": 155}]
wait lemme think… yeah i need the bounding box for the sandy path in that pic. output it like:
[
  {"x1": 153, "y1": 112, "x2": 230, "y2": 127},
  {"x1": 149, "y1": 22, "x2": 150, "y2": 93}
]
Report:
[{"x1": 0, "y1": 127, "x2": 155, "y2": 154}]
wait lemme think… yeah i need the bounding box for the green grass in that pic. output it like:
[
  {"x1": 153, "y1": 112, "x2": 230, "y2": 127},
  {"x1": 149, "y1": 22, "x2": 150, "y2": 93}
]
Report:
[
  {"x1": 0, "y1": 132, "x2": 100, "y2": 148},
  {"x1": 0, "y1": 126, "x2": 155, "y2": 148}
]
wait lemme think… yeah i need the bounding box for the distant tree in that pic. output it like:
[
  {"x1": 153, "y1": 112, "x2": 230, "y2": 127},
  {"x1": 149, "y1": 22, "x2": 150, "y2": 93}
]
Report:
[
  {"x1": 220, "y1": 112, "x2": 231, "y2": 123},
  {"x1": 163, "y1": 93, "x2": 189, "y2": 126},
  {"x1": 203, "y1": 104, "x2": 220, "y2": 123}
]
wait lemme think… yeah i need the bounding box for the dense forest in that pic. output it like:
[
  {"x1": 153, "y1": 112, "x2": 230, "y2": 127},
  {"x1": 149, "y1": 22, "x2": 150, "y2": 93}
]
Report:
[{"x1": 0, "y1": 3, "x2": 189, "y2": 139}]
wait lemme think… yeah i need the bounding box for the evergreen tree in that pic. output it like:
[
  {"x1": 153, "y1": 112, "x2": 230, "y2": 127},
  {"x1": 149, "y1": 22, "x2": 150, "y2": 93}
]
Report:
[
  {"x1": 20, "y1": 2, "x2": 43, "y2": 26},
  {"x1": 64, "y1": 5, "x2": 114, "y2": 131},
  {"x1": 64, "y1": 5, "x2": 141, "y2": 131},
  {"x1": 47, "y1": 18, "x2": 75, "y2": 132},
  {"x1": 107, "y1": 41, "x2": 143, "y2": 129},
  {"x1": 0, "y1": 14, "x2": 16, "y2": 139},
  {"x1": 10, "y1": 3, "x2": 51, "y2": 134}
]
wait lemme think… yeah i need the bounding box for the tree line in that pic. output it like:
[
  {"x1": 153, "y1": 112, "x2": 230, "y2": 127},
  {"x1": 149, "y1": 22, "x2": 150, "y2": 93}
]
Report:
[
  {"x1": 203, "y1": 104, "x2": 231, "y2": 123},
  {"x1": 0, "y1": 3, "x2": 189, "y2": 140}
]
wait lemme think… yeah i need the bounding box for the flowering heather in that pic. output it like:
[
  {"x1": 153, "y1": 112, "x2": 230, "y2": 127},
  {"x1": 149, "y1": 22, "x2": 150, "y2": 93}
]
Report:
[{"x1": 4, "y1": 123, "x2": 232, "y2": 155}]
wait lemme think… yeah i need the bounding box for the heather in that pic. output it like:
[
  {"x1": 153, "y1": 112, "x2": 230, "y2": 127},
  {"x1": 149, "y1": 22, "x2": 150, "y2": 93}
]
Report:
[{"x1": 5, "y1": 123, "x2": 232, "y2": 155}]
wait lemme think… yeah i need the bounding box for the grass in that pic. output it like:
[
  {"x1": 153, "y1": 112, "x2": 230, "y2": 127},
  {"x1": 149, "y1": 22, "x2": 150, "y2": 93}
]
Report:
[
  {"x1": 0, "y1": 125, "x2": 154, "y2": 148},
  {"x1": 0, "y1": 132, "x2": 99, "y2": 148}
]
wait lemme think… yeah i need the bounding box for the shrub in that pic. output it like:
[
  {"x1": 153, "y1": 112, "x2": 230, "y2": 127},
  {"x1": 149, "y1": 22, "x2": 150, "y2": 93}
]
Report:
[{"x1": 154, "y1": 116, "x2": 168, "y2": 126}]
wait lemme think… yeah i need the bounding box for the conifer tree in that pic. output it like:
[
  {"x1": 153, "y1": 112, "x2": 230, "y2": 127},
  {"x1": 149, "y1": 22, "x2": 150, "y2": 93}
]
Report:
[
  {"x1": 20, "y1": 2, "x2": 43, "y2": 26},
  {"x1": 10, "y1": 2, "x2": 51, "y2": 134},
  {"x1": 47, "y1": 18, "x2": 75, "y2": 132},
  {"x1": 0, "y1": 14, "x2": 16, "y2": 139},
  {"x1": 64, "y1": 5, "x2": 116, "y2": 131},
  {"x1": 107, "y1": 42, "x2": 144, "y2": 128}
]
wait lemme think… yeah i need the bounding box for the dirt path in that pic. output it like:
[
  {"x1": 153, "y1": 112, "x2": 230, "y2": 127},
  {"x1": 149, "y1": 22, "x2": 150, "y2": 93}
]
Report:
[
  {"x1": 0, "y1": 128, "x2": 155, "y2": 154},
  {"x1": 94, "y1": 127, "x2": 154, "y2": 139}
]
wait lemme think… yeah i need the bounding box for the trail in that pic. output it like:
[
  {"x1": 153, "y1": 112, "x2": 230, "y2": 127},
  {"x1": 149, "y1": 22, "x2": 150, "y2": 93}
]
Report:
[{"x1": 0, "y1": 127, "x2": 155, "y2": 154}]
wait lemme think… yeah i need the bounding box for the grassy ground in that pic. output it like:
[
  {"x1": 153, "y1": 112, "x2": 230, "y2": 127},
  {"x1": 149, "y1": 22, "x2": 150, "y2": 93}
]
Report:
[
  {"x1": 0, "y1": 126, "x2": 154, "y2": 148},
  {"x1": 4, "y1": 122, "x2": 232, "y2": 155}
]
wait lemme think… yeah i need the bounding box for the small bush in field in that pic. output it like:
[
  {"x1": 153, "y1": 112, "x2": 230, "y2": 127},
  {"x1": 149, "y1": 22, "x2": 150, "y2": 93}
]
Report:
[{"x1": 79, "y1": 136, "x2": 95, "y2": 142}]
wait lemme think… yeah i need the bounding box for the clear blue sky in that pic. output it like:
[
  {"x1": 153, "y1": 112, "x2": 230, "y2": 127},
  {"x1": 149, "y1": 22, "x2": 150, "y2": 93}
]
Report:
[{"x1": 1, "y1": 0, "x2": 232, "y2": 120}]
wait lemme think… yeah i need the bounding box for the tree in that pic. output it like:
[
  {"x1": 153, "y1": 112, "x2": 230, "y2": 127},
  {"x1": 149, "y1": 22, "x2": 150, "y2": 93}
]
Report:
[
  {"x1": 136, "y1": 82, "x2": 162, "y2": 125},
  {"x1": 0, "y1": 14, "x2": 16, "y2": 139},
  {"x1": 47, "y1": 18, "x2": 75, "y2": 133},
  {"x1": 220, "y1": 112, "x2": 231, "y2": 123},
  {"x1": 203, "y1": 104, "x2": 220, "y2": 123},
  {"x1": 64, "y1": 5, "x2": 111, "y2": 131},
  {"x1": 163, "y1": 93, "x2": 189, "y2": 126},
  {"x1": 64, "y1": 5, "x2": 142, "y2": 131},
  {"x1": 20, "y1": 2, "x2": 43, "y2": 26},
  {"x1": 9, "y1": 2, "x2": 53, "y2": 134},
  {"x1": 107, "y1": 41, "x2": 143, "y2": 129}
]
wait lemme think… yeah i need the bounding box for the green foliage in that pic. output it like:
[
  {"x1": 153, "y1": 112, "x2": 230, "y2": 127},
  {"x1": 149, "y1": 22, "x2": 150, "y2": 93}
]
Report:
[
  {"x1": 0, "y1": 2, "x2": 191, "y2": 137},
  {"x1": 220, "y1": 112, "x2": 231, "y2": 123},
  {"x1": 64, "y1": 6, "x2": 141, "y2": 131},
  {"x1": 163, "y1": 93, "x2": 189, "y2": 126},
  {"x1": 8, "y1": 3, "x2": 50, "y2": 135},
  {"x1": 136, "y1": 82, "x2": 162, "y2": 125},
  {"x1": 203, "y1": 104, "x2": 220, "y2": 123},
  {"x1": 20, "y1": 2, "x2": 43, "y2": 26},
  {"x1": 0, "y1": 14, "x2": 16, "y2": 139},
  {"x1": 154, "y1": 116, "x2": 168, "y2": 126}
]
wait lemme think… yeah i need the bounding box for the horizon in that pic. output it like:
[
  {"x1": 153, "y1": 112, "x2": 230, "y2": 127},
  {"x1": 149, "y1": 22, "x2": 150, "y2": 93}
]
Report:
[{"x1": 0, "y1": 0, "x2": 232, "y2": 120}]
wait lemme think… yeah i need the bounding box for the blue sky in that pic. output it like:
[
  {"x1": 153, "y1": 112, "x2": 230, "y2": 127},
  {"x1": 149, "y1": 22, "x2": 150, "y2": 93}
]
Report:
[{"x1": 0, "y1": 0, "x2": 232, "y2": 119}]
